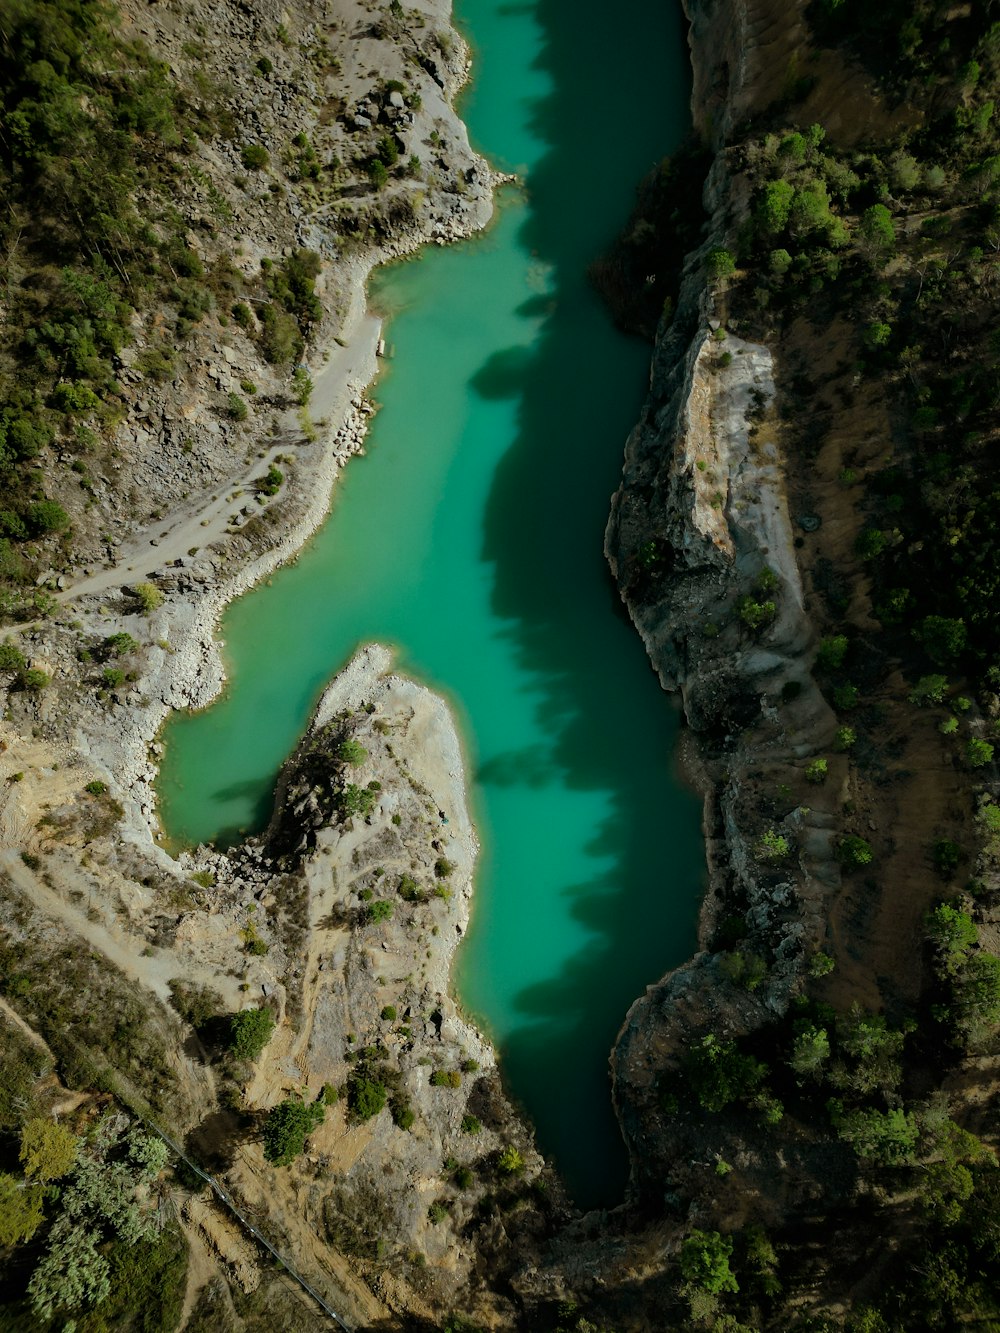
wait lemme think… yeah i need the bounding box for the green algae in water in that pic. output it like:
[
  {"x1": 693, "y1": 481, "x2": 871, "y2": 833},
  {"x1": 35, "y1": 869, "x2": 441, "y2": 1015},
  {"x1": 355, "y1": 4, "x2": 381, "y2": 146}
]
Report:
[{"x1": 158, "y1": 0, "x2": 703, "y2": 1207}]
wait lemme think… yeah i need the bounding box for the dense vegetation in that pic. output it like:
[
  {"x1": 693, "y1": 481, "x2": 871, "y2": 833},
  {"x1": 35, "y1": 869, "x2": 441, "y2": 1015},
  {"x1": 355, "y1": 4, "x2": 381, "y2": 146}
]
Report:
[{"x1": 0, "y1": 0, "x2": 325, "y2": 619}]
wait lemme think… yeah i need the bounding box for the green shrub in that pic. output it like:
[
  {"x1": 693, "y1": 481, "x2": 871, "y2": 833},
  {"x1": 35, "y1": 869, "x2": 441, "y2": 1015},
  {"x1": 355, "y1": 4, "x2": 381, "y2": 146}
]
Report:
[
  {"x1": 834, "y1": 726, "x2": 857, "y2": 751},
  {"x1": 932, "y1": 840, "x2": 963, "y2": 875},
  {"x1": 347, "y1": 1073, "x2": 387, "y2": 1122},
  {"x1": 262, "y1": 1097, "x2": 324, "y2": 1164},
  {"x1": 679, "y1": 1229, "x2": 739, "y2": 1295},
  {"x1": 757, "y1": 828, "x2": 790, "y2": 862},
  {"x1": 839, "y1": 835, "x2": 874, "y2": 868},
  {"x1": 706, "y1": 248, "x2": 737, "y2": 280},
  {"x1": 738, "y1": 595, "x2": 776, "y2": 631},
  {"x1": 497, "y1": 1146, "x2": 524, "y2": 1175},
  {"x1": 806, "y1": 758, "x2": 828, "y2": 784},
  {"x1": 256, "y1": 464, "x2": 283, "y2": 496},
  {"x1": 84, "y1": 780, "x2": 108, "y2": 796},
  {"x1": 430, "y1": 1069, "x2": 461, "y2": 1088},
  {"x1": 134, "y1": 583, "x2": 164, "y2": 613},
  {"x1": 968, "y1": 739, "x2": 994, "y2": 768},
  {"x1": 816, "y1": 635, "x2": 849, "y2": 670},
  {"x1": 461, "y1": 1115, "x2": 481, "y2": 1134},
  {"x1": 909, "y1": 674, "x2": 950, "y2": 706},
  {"x1": 241, "y1": 143, "x2": 270, "y2": 170},
  {"x1": 229, "y1": 1007, "x2": 275, "y2": 1062},
  {"x1": 27, "y1": 500, "x2": 69, "y2": 534},
  {"x1": 338, "y1": 739, "x2": 368, "y2": 765},
  {"x1": 832, "y1": 683, "x2": 860, "y2": 710},
  {"x1": 366, "y1": 900, "x2": 393, "y2": 924},
  {"x1": 226, "y1": 392, "x2": 247, "y2": 422},
  {"x1": 380, "y1": 1005, "x2": 397, "y2": 1021}
]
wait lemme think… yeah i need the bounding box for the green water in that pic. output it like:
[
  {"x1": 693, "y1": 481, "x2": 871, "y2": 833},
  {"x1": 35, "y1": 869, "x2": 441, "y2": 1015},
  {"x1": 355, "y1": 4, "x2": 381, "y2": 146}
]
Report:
[{"x1": 158, "y1": 0, "x2": 703, "y2": 1206}]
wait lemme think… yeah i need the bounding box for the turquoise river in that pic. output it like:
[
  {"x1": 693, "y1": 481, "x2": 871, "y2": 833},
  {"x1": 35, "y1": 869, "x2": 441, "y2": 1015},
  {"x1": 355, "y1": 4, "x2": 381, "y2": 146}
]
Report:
[{"x1": 158, "y1": 0, "x2": 704, "y2": 1206}]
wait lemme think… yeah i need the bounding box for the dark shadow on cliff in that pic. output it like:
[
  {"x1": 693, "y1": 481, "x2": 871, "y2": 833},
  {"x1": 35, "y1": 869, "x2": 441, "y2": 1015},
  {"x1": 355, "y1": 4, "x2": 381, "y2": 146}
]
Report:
[{"x1": 463, "y1": 0, "x2": 704, "y2": 1208}]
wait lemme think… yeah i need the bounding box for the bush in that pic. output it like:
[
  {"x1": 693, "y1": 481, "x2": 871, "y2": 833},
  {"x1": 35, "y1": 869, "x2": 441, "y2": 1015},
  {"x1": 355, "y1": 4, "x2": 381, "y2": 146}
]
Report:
[
  {"x1": 806, "y1": 758, "x2": 828, "y2": 784},
  {"x1": 738, "y1": 595, "x2": 776, "y2": 631},
  {"x1": 229, "y1": 1007, "x2": 275, "y2": 1062},
  {"x1": 262, "y1": 1097, "x2": 324, "y2": 1164},
  {"x1": 339, "y1": 782, "x2": 379, "y2": 818},
  {"x1": 226, "y1": 392, "x2": 247, "y2": 421},
  {"x1": 679, "y1": 1229, "x2": 739, "y2": 1295},
  {"x1": 926, "y1": 902, "x2": 978, "y2": 972},
  {"x1": 461, "y1": 1115, "x2": 481, "y2": 1134},
  {"x1": 909, "y1": 674, "x2": 949, "y2": 706},
  {"x1": 134, "y1": 583, "x2": 164, "y2": 613},
  {"x1": 968, "y1": 739, "x2": 994, "y2": 768},
  {"x1": 834, "y1": 726, "x2": 857, "y2": 751},
  {"x1": 366, "y1": 900, "x2": 393, "y2": 924},
  {"x1": 27, "y1": 500, "x2": 69, "y2": 534},
  {"x1": 497, "y1": 1146, "x2": 523, "y2": 1175},
  {"x1": 757, "y1": 828, "x2": 790, "y2": 861},
  {"x1": 338, "y1": 738, "x2": 368, "y2": 765},
  {"x1": 706, "y1": 248, "x2": 737, "y2": 280},
  {"x1": 21, "y1": 669, "x2": 49, "y2": 691},
  {"x1": 256, "y1": 464, "x2": 283, "y2": 496},
  {"x1": 684, "y1": 1033, "x2": 767, "y2": 1113},
  {"x1": 380, "y1": 1005, "x2": 397, "y2": 1021},
  {"x1": 833, "y1": 683, "x2": 860, "y2": 710},
  {"x1": 839, "y1": 835, "x2": 874, "y2": 868},
  {"x1": 84, "y1": 780, "x2": 108, "y2": 796},
  {"x1": 241, "y1": 143, "x2": 270, "y2": 170},
  {"x1": 430, "y1": 1069, "x2": 461, "y2": 1088},
  {"x1": 816, "y1": 635, "x2": 849, "y2": 670},
  {"x1": 347, "y1": 1073, "x2": 387, "y2": 1122},
  {"x1": 932, "y1": 840, "x2": 963, "y2": 875}
]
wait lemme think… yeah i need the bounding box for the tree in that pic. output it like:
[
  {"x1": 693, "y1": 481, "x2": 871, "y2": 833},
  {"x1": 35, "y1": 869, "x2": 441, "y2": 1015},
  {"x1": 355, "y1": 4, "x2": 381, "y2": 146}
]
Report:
[
  {"x1": 27, "y1": 500, "x2": 69, "y2": 534},
  {"x1": 685, "y1": 1033, "x2": 766, "y2": 1112},
  {"x1": 833, "y1": 1105, "x2": 918, "y2": 1164},
  {"x1": 920, "y1": 615, "x2": 966, "y2": 664},
  {"x1": 680, "y1": 1229, "x2": 739, "y2": 1295},
  {"x1": 926, "y1": 902, "x2": 978, "y2": 973},
  {"x1": 705, "y1": 247, "x2": 736, "y2": 280},
  {"x1": 347, "y1": 1073, "x2": 387, "y2": 1122},
  {"x1": 262, "y1": 1097, "x2": 324, "y2": 1165},
  {"x1": 816, "y1": 635, "x2": 849, "y2": 670},
  {"x1": 28, "y1": 1222, "x2": 111, "y2": 1319},
  {"x1": 229, "y1": 1007, "x2": 275, "y2": 1062},
  {"x1": 858, "y1": 203, "x2": 895, "y2": 258},
  {"x1": 909, "y1": 674, "x2": 949, "y2": 705},
  {"x1": 789, "y1": 1025, "x2": 830, "y2": 1079},
  {"x1": 0, "y1": 1173, "x2": 44, "y2": 1246},
  {"x1": 20, "y1": 1117, "x2": 78, "y2": 1182},
  {"x1": 758, "y1": 179, "x2": 794, "y2": 234},
  {"x1": 967, "y1": 738, "x2": 994, "y2": 768}
]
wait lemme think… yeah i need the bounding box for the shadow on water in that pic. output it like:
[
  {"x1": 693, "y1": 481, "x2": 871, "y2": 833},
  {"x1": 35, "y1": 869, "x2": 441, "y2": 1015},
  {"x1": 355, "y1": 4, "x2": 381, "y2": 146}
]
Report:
[{"x1": 458, "y1": 0, "x2": 704, "y2": 1203}]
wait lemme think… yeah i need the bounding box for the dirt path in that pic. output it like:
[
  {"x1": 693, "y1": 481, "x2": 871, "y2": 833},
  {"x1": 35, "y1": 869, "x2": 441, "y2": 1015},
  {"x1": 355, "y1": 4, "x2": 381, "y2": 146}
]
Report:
[{"x1": 56, "y1": 314, "x2": 381, "y2": 606}]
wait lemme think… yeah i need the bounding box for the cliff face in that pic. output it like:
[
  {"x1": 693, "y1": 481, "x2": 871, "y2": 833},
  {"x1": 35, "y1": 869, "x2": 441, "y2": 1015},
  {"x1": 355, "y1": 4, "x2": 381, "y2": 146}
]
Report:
[{"x1": 604, "y1": 0, "x2": 843, "y2": 1207}]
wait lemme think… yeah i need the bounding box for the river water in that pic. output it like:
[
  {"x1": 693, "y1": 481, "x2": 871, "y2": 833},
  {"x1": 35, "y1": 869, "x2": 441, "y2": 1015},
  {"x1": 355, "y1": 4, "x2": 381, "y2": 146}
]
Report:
[{"x1": 158, "y1": 0, "x2": 702, "y2": 1206}]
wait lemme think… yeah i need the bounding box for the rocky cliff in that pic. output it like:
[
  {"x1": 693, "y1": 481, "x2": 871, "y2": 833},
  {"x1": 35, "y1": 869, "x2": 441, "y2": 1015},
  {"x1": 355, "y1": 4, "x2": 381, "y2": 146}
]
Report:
[{"x1": 604, "y1": 0, "x2": 845, "y2": 1210}]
